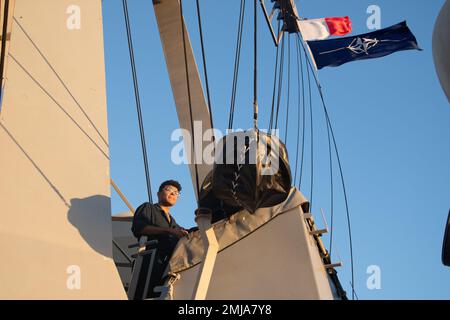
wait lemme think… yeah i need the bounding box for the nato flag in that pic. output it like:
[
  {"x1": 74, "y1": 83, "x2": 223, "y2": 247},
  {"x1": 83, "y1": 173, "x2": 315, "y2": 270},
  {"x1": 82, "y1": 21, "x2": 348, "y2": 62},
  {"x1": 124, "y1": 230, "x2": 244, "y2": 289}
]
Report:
[{"x1": 307, "y1": 21, "x2": 421, "y2": 70}]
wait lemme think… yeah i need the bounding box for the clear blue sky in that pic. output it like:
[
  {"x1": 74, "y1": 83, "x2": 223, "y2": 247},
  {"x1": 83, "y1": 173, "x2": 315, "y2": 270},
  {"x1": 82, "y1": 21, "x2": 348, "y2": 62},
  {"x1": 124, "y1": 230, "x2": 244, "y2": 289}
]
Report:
[{"x1": 102, "y1": 0, "x2": 450, "y2": 299}]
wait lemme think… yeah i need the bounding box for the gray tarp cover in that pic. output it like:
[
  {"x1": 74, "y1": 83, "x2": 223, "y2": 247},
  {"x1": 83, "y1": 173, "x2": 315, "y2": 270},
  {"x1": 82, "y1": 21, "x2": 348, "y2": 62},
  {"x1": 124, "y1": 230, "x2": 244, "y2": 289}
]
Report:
[{"x1": 167, "y1": 187, "x2": 309, "y2": 274}]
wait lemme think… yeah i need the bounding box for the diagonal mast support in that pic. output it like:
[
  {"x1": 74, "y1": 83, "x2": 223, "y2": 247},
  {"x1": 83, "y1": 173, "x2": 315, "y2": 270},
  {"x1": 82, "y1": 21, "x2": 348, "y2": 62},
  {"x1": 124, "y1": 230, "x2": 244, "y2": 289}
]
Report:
[{"x1": 152, "y1": 0, "x2": 213, "y2": 199}]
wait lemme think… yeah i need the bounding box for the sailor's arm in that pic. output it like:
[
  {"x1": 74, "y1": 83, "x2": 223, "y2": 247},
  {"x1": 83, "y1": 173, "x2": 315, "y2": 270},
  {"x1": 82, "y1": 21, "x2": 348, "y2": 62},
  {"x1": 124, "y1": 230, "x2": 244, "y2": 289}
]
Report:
[{"x1": 140, "y1": 225, "x2": 187, "y2": 237}]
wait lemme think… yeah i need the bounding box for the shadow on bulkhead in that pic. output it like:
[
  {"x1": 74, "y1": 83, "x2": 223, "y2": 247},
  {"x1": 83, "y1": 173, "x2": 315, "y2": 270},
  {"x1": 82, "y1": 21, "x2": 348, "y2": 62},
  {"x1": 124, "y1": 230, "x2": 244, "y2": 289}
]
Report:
[{"x1": 67, "y1": 195, "x2": 114, "y2": 258}]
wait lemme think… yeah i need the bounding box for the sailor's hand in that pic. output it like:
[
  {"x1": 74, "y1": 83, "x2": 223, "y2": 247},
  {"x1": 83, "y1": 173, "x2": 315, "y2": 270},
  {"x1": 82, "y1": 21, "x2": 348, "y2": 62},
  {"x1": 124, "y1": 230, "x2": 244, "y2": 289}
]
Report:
[{"x1": 170, "y1": 228, "x2": 189, "y2": 238}]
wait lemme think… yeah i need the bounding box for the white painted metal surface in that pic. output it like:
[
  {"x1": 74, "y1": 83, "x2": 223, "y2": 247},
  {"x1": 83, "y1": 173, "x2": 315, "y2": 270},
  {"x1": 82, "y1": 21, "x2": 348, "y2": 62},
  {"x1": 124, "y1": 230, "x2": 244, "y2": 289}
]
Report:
[
  {"x1": 0, "y1": 0, "x2": 126, "y2": 299},
  {"x1": 192, "y1": 211, "x2": 219, "y2": 300},
  {"x1": 168, "y1": 189, "x2": 339, "y2": 300}
]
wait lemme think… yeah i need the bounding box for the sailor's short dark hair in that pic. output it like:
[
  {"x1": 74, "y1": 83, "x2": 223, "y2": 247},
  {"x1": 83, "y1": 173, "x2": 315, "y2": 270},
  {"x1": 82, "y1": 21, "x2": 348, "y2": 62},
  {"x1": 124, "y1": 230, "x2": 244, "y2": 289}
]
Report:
[{"x1": 158, "y1": 180, "x2": 182, "y2": 193}]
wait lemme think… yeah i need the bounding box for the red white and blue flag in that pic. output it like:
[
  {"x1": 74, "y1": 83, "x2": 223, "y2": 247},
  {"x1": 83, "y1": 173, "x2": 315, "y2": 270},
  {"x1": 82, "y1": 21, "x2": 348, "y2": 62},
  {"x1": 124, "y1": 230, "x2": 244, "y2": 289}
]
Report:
[{"x1": 298, "y1": 16, "x2": 352, "y2": 41}]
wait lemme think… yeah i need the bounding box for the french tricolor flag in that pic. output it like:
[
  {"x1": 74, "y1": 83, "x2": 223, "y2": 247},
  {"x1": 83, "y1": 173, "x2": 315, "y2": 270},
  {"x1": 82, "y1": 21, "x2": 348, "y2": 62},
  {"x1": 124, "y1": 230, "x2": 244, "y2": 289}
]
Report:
[{"x1": 298, "y1": 16, "x2": 352, "y2": 41}]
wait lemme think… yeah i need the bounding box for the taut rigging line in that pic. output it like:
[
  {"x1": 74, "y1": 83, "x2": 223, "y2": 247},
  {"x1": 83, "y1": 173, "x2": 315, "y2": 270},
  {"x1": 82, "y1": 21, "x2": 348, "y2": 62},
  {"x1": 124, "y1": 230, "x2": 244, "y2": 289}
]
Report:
[
  {"x1": 195, "y1": 0, "x2": 215, "y2": 149},
  {"x1": 295, "y1": 32, "x2": 356, "y2": 300},
  {"x1": 253, "y1": 0, "x2": 258, "y2": 129},
  {"x1": 228, "y1": 0, "x2": 246, "y2": 130},
  {"x1": 122, "y1": 0, "x2": 153, "y2": 203}
]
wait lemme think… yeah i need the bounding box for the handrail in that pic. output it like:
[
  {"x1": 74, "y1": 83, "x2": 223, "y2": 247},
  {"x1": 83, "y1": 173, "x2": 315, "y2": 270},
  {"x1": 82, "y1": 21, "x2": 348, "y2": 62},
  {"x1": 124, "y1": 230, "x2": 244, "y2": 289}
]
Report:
[
  {"x1": 113, "y1": 239, "x2": 133, "y2": 263},
  {"x1": 110, "y1": 178, "x2": 135, "y2": 214},
  {"x1": 110, "y1": 179, "x2": 135, "y2": 264}
]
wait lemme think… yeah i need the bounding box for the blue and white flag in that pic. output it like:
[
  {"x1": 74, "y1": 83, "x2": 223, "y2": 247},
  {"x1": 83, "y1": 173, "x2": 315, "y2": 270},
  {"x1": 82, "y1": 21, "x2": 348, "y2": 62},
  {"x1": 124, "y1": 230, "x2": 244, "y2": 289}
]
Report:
[{"x1": 307, "y1": 21, "x2": 421, "y2": 70}]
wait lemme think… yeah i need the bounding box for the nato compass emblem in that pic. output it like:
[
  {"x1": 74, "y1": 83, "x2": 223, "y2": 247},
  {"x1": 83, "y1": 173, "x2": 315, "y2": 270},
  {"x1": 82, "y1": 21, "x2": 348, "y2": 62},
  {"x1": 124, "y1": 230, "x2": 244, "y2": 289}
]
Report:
[
  {"x1": 318, "y1": 36, "x2": 404, "y2": 56},
  {"x1": 347, "y1": 37, "x2": 379, "y2": 54}
]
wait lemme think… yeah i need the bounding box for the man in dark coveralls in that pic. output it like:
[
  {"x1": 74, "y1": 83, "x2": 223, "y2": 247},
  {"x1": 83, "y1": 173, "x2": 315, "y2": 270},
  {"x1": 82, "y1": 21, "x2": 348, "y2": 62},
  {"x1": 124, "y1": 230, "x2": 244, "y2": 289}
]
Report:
[{"x1": 131, "y1": 180, "x2": 188, "y2": 297}]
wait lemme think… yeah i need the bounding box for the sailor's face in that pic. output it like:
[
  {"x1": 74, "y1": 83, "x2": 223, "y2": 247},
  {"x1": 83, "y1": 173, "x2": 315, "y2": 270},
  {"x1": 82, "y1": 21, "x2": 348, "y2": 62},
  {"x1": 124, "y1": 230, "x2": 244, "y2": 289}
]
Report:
[{"x1": 158, "y1": 186, "x2": 180, "y2": 206}]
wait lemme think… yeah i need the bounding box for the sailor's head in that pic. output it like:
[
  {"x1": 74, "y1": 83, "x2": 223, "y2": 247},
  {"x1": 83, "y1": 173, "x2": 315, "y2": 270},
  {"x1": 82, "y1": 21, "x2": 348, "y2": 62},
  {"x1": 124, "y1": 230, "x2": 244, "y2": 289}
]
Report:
[{"x1": 157, "y1": 180, "x2": 182, "y2": 207}]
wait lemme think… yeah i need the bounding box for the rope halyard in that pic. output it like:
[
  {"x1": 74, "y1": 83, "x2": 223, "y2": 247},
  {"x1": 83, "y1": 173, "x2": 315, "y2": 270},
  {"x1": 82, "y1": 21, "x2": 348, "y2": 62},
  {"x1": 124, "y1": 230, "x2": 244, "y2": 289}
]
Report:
[{"x1": 122, "y1": 0, "x2": 153, "y2": 203}]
